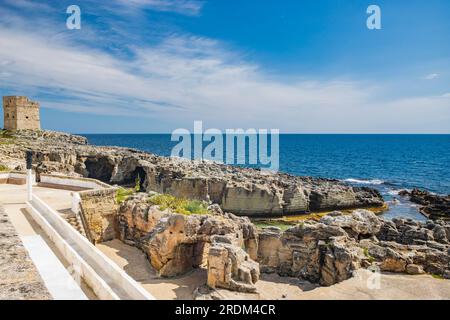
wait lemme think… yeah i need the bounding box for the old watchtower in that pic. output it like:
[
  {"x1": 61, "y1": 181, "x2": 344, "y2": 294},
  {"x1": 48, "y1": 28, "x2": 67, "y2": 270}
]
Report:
[{"x1": 2, "y1": 96, "x2": 41, "y2": 130}]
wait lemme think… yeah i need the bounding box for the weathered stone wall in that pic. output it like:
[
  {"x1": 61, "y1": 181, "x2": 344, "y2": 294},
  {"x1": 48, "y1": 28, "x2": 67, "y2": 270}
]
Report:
[
  {"x1": 79, "y1": 188, "x2": 118, "y2": 243},
  {"x1": 3, "y1": 96, "x2": 40, "y2": 131}
]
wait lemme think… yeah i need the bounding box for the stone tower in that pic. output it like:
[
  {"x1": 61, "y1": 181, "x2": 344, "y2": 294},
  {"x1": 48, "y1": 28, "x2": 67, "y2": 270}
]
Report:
[{"x1": 2, "y1": 96, "x2": 41, "y2": 130}]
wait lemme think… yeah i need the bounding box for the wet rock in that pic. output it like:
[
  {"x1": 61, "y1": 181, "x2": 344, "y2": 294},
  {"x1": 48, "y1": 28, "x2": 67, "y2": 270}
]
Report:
[{"x1": 399, "y1": 189, "x2": 450, "y2": 221}]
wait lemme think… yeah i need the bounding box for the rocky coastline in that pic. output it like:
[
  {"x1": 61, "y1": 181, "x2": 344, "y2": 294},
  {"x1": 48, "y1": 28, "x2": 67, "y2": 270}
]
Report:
[
  {"x1": 0, "y1": 130, "x2": 384, "y2": 217},
  {"x1": 1, "y1": 129, "x2": 450, "y2": 297},
  {"x1": 399, "y1": 189, "x2": 450, "y2": 221}
]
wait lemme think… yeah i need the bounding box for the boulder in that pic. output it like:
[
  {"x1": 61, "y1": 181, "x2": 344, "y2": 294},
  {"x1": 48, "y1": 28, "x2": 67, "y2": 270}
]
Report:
[
  {"x1": 320, "y1": 209, "x2": 383, "y2": 238},
  {"x1": 207, "y1": 242, "x2": 260, "y2": 293}
]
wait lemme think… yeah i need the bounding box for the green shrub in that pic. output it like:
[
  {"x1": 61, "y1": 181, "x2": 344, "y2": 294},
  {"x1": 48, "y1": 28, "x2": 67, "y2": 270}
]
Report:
[
  {"x1": 134, "y1": 174, "x2": 141, "y2": 192},
  {"x1": 363, "y1": 247, "x2": 376, "y2": 263},
  {"x1": 116, "y1": 187, "x2": 134, "y2": 204},
  {"x1": 147, "y1": 194, "x2": 209, "y2": 215},
  {"x1": 431, "y1": 274, "x2": 444, "y2": 280},
  {"x1": 184, "y1": 200, "x2": 209, "y2": 214},
  {"x1": 0, "y1": 130, "x2": 14, "y2": 139},
  {"x1": 0, "y1": 164, "x2": 10, "y2": 172}
]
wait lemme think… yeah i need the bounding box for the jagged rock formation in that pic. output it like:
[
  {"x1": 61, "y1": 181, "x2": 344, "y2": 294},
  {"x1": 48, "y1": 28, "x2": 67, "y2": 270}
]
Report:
[
  {"x1": 399, "y1": 189, "x2": 450, "y2": 221},
  {"x1": 0, "y1": 130, "x2": 384, "y2": 217},
  {"x1": 117, "y1": 195, "x2": 259, "y2": 292},
  {"x1": 258, "y1": 210, "x2": 450, "y2": 286},
  {"x1": 116, "y1": 196, "x2": 449, "y2": 292},
  {"x1": 61, "y1": 181, "x2": 450, "y2": 296},
  {"x1": 207, "y1": 242, "x2": 260, "y2": 293}
]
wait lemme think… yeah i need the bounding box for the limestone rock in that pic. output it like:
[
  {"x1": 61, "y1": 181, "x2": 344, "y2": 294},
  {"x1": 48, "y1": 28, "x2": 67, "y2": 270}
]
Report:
[
  {"x1": 258, "y1": 211, "x2": 450, "y2": 284},
  {"x1": 117, "y1": 197, "x2": 260, "y2": 290},
  {"x1": 207, "y1": 242, "x2": 260, "y2": 293},
  {"x1": 0, "y1": 130, "x2": 385, "y2": 217},
  {"x1": 320, "y1": 209, "x2": 383, "y2": 238},
  {"x1": 257, "y1": 221, "x2": 363, "y2": 286},
  {"x1": 399, "y1": 189, "x2": 450, "y2": 221},
  {"x1": 406, "y1": 264, "x2": 424, "y2": 275}
]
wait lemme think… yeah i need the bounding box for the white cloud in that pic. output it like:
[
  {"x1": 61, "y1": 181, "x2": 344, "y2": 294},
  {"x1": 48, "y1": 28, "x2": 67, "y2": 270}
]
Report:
[
  {"x1": 424, "y1": 73, "x2": 439, "y2": 80},
  {"x1": 0, "y1": 14, "x2": 448, "y2": 133},
  {"x1": 114, "y1": 0, "x2": 204, "y2": 15}
]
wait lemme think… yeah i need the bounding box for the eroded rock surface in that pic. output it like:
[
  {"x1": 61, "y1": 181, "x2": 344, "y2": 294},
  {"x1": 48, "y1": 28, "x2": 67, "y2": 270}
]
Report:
[
  {"x1": 0, "y1": 130, "x2": 384, "y2": 217},
  {"x1": 258, "y1": 210, "x2": 450, "y2": 286},
  {"x1": 112, "y1": 194, "x2": 450, "y2": 294},
  {"x1": 207, "y1": 242, "x2": 259, "y2": 293},
  {"x1": 117, "y1": 195, "x2": 260, "y2": 292}
]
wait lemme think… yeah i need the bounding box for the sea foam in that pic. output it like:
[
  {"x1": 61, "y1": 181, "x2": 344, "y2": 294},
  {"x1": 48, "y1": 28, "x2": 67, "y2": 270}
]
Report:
[{"x1": 343, "y1": 178, "x2": 384, "y2": 185}]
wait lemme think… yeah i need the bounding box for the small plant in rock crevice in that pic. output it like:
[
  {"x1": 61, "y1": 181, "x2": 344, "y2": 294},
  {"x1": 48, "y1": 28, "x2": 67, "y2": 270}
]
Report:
[
  {"x1": 116, "y1": 187, "x2": 134, "y2": 204},
  {"x1": 147, "y1": 194, "x2": 209, "y2": 215}
]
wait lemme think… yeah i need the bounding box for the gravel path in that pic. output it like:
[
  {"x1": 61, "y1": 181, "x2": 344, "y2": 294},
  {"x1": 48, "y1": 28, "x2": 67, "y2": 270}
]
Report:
[{"x1": 0, "y1": 204, "x2": 51, "y2": 300}]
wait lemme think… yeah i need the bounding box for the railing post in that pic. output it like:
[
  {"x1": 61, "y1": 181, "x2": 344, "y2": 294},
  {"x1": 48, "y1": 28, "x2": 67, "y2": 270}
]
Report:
[{"x1": 26, "y1": 150, "x2": 33, "y2": 202}]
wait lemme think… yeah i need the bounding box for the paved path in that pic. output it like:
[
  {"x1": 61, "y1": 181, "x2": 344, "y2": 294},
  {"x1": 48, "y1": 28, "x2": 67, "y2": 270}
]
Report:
[
  {"x1": 0, "y1": 184, "x2": 93, "y2": 300},
  {"x1": 0, "y1": 204, "x2": 51, "y2": 300}
]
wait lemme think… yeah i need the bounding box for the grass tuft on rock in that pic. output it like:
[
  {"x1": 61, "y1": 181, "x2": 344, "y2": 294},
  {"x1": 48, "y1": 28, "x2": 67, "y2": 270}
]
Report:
[
  {"x1": 147, "y1": 194, "x2": 209, "y2": 215},
  {"x1": 0, "y1": 130, "x2": 14, "y2": 139},
  {"x1": 0, "y1": 164, "x2": 10, "y2": 172},
  {"x1": 116, "y1": 187, "x2": 135, "y2": 204}
]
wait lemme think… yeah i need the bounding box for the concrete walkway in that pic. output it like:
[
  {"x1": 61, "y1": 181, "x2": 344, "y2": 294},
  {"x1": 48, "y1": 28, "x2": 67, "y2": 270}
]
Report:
[
  {"x1": 0, "y1": 204, "x2": 51, "y2": 299},
  {"x1": 0, "y1": 184, "x2": 94, "y2": 299}
]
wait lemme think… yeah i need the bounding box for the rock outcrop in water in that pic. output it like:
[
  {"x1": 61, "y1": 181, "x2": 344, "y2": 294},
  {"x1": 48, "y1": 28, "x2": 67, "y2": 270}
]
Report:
[
  {"x1": 0, "y1": 130, "x2": 384, "y2": 217},
  {"x1": 399, "y1": 189, "x2": 450, "y2": 221}
]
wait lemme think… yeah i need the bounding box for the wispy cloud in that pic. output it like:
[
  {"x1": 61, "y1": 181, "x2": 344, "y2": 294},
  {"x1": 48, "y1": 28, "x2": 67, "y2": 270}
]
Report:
[
  {"x1": 2, "y1": 0, "x2": 54, "y2": 11},
  {"x1": 424, "y1": 73, "x2": 439, "y2": 80},
  {"x1": 0, "y1": 4, "x2": 448, "y2": 133},
  {"x1": 114, "y1": 0, "x2": 204, "y2": 16}
]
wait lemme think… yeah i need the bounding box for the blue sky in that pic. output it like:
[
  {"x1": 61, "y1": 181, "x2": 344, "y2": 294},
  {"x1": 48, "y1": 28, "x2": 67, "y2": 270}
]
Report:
[{"x1": 0, "y1": 0, "x2": 449, "y2": 133}]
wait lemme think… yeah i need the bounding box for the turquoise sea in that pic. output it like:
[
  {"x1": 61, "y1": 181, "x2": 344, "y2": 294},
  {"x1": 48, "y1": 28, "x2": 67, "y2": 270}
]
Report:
[{"x1": 82, "y1": 134, "x2": 450, "y2": 221}]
